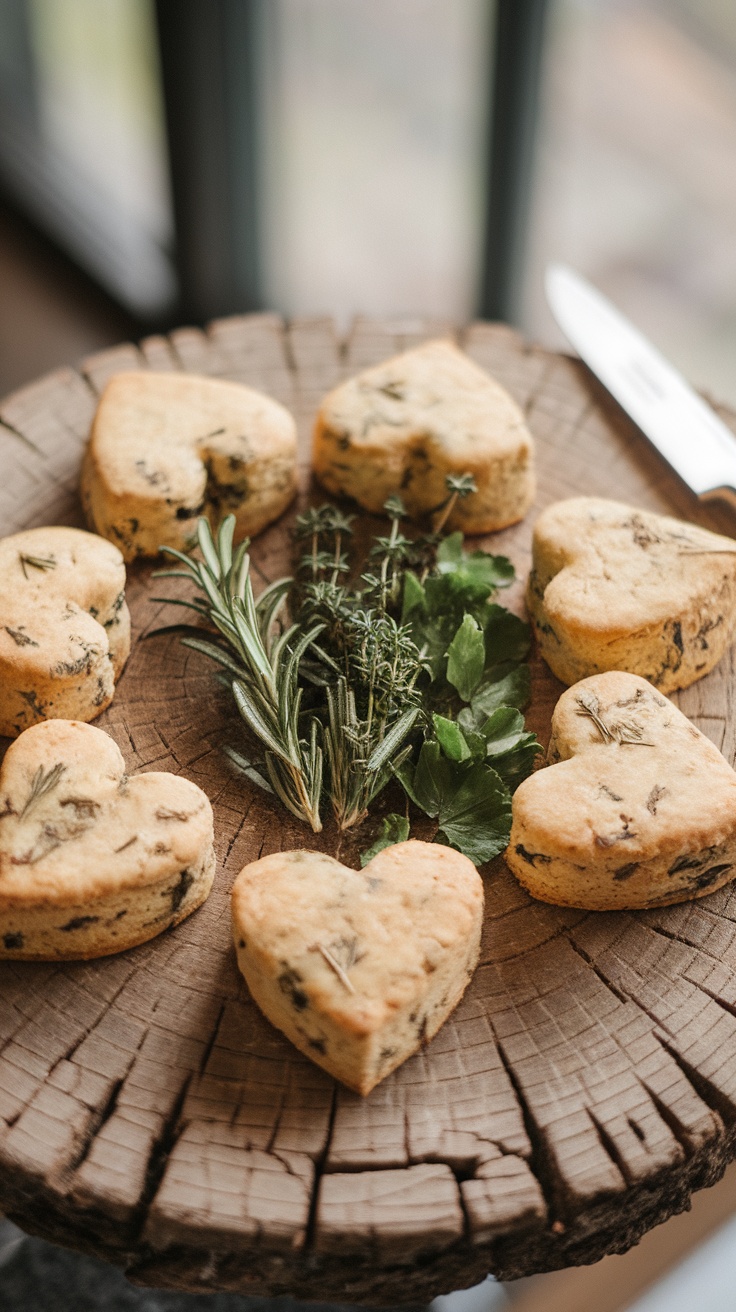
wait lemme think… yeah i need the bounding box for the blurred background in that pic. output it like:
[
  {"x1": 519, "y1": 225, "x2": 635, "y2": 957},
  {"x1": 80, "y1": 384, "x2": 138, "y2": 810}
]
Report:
[
  {"x1": 2, "y1": 0, "x2": 736, "y2": 404},
  {"x1": 2, "y1": 0, "x2": 736, "y2": 1308}
]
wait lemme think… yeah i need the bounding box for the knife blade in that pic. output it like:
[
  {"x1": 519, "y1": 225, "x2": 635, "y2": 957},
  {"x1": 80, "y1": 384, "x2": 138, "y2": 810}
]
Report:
[{"x1": 545, "y1": 263, "x2": 736, "y2": 507}]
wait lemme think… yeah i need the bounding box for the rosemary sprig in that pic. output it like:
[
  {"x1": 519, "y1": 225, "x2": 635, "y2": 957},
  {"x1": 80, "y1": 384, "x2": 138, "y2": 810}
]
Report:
[
  {"x1": 19, "y1": 552, "x2": 56, "y2": 579},
  {"x1": 153, "y1": 517, "x2": 324, "y2": 831},
  {"x1": 19, "y1": 762, "x2": 66, "y2": 819},
  {"x1": 323, "y1": 676, "x2": 421, "y2": 829}
]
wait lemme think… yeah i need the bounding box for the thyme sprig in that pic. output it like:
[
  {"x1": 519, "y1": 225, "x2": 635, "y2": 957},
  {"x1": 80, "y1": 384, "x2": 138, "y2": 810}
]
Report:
[{"x1": 295, "y1": 498, "x2": 427, "y2": 828}]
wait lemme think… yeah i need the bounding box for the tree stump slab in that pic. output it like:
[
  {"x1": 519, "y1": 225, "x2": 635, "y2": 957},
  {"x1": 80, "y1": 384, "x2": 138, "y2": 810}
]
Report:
[{"x1": 2, "y1": 316, "x2": 736, "y2": 1304}]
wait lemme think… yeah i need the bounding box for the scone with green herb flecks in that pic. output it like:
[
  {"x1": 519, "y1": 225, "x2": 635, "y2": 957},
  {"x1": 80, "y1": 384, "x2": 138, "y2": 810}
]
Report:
[
  {"x1": 313, "y1": 339, "x2": 535, "y2": 533},
  {"x1": 81, "y1": 370, "x2": 297, "y2": 559},
  {"x1": 528, "y1": 497, "x2": 736, "y2": 692},
  {"x1": 0, "y1": 526, "x2": 129, "y2": 738},
  {"x1": 0, "y1": 719, "x2": 215, "y2": 959},
  {"x1": 232, "y1": 841, "x2": 483, "y2": 1094},
  {"x1": 506, "y1": 671, "x2": 736, "y2": 910}
]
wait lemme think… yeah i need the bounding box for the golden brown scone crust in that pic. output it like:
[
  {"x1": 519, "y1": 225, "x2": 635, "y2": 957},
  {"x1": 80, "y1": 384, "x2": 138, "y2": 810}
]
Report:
[
  {"x1": 313, "y1": 339, "x2": 535, "y2": 533},
  {"x1": 232, "y1": 841, "x2": 483, "y2": 1094},
  {"x1": 81, "y1": 370, "x2": 297, "y2": 559},
  {"x1": 528, "y1": 497, "x2": 736, "y2": 693},
  {"x1": 0, "y1": 526, "x2": 130, "y2": 738},
  {"x1": 506, "y1": 671, "x2": 736, "y2": 910},
  {"x1": 0, "y1": 719, "x2": 215, "y2": 959}
]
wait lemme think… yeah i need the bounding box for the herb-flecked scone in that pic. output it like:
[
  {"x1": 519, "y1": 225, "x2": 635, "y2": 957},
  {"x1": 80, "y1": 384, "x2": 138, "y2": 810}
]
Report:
[
  {"x1": 506, "y1": 671, "x2": 736, "y2": 911},
  {"x1": 0, "y1": 719, "x2": 215, "y2": 959},
  {"x1": 0, "y1": 526, "x2": 130, "y2": 738},
  {"x1": 528, "y1": 497, "x2": 736, "y2": 692},
  {"x1": 313, "y1": 339, "x2": 535, "y2": 532},
  {"x1": 231, "y1": 841, "x2": 483, "y2": 1094},
  {"x1": 81, "y1": 370, "x2": 297, "y2": 559}
]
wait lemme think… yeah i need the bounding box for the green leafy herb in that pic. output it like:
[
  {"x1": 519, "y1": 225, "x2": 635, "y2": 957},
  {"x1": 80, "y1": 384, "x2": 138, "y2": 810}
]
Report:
[
  {"x1": 360, "y1": 813, "x2": 411, "y2": 866},
  {"x1": 153, "y1": 474, "x2": 540, "y2": 864},
  {"x1": 446, "y1": 614, "x2": 485, "y2": 701},
  {"x1": 432, "y1": 713, "x2": 472, "y2": 762},
  {"x1": 399, "y1": 741, "x2": 512, "y2": 866}
]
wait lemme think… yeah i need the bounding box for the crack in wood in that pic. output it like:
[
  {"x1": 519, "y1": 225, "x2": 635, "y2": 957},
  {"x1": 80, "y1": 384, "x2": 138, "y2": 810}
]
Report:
[
  {"x1": 305, "y1": 1082, "x2": 339, "y2": 1250},
  {"x1": 586, "y1": 1108, "x2": 643, "y2": 1189},
  {"x1": 65, "y1": 1074, "x2": 126, "y2": 1177},
  {"x1": 638, "y1": 1072, "x2": 722, "y2": 1156},
  {"x1": 488, "y1": 1022, "x2": 561, "y2": 1224},
  {"x1": 0, "y1": 418, "x2": 44, "y2": 457},
  {"x1": 655, "y1": 1035, "x2": 736, "y2": 1127},
  {"x1": 564, "y1": 932, "x2": 631, "y2": 1005},
  {"x1": 133, "y1": 1073, "x2": 193, "y2": 1242}
]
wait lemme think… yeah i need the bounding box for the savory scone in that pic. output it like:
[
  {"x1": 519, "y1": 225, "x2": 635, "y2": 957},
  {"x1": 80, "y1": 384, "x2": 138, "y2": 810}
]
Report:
[
  {"x1": 528, "y1": 497, "x2": 736, "y2": 692},
  {"x1": 0, "y1": 719, "x2": 215, "y2": 959},
  {"x1": 81, "y1": 370, "x2": 297, "y2": 559},
  {"x1": 232, "y1": 841, "x2": 483, "y2": 1094},
  {"x1": 507, "y1": 671, "x2": 736, "y2": 910},
  {"x1": 313, "y1": 339, "x2": 535, "y2": 532},
  {"x1": 0, "y1": 526, "x2": 130, "y2": 738}
]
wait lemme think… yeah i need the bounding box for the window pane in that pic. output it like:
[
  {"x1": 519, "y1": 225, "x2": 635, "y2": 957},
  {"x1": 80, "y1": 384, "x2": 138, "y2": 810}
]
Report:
[
  {"x1": 524, "y1": 0, "x2": 736, "y2": 407},
  {"x1": 4, "y1": 0, "x2": 176, "y2": 315},
  {"x1": 256, "y1": 0, "x2": 492, "y2": 327}
]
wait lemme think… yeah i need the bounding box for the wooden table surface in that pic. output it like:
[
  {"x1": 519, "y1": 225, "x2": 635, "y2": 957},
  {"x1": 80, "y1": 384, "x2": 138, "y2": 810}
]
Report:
[{"x1": 2, "y1": 315, "x2": 736, "y2": 1305}]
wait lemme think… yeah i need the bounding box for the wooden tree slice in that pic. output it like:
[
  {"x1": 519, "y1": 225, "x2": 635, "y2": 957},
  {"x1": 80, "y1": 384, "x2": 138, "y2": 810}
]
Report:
[{"x1": 2, "y1": 316, "x2": 736, "y2": 1304}]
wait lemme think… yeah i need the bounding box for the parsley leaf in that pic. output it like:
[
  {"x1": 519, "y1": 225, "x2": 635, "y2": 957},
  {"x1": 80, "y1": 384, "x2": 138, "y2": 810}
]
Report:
[
  {"x1": 432, "y1": 713, "x2": 472, "y2": 762},
  {"x1": 446, "y1": 614, "x2": 485, "y2": 701},
  {"x1": 360, "y1": 813, "x2": 411, "y2": 866},
  {"x1": 456, "y1": 702, "x2": 542, "y2": 789},
  {"x1": 435, "y1": 765, "x2": 513, "y2": 865},
  {"x1": 471, "y1": 664, "x2": 531, "y2": 718},
  {"x1": 483, "y1": 606, "x2": 531, "y2": 665},
  {"x1": 399, "y1": 740, "x2": 513, "y2": 866},
  {"x1": 403, "y1": 541, "x2": 521, "y2": 687}
]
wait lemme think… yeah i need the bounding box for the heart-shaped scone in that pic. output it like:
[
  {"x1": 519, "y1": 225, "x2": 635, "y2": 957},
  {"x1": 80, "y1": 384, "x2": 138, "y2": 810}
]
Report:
[
  {"x1": 507, "y1": 671, "x2": 736, "y2": 910},
  {"x1": 528, "y1": 497, "x2": 736, "y2": 692},
  {"x1": 81, "y1": 370, "x2": 297, "y2": 559},
  {"x1": 231, "y1": 841, "x2": 483, "y2": 1094},
  {"x1": 0, "y1": 720, "x2": 215, "y2": 959},
  {"x1": 0, "y1": 526, "x2": 129, "y2": 738},
  {"x1": 313, "y1": 339, "x2": 535, "y2": 532}
]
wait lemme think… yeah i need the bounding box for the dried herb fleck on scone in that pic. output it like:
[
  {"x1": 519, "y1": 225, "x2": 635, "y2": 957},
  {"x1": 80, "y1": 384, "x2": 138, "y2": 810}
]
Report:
[
  {"x1": 528, "y1": 497, "x2": 736, "y2": 692},
  {"x1": 0, "y1": 719, "x2": 215, "y2": 959},
  {"x1": 81, "y1": 370, "x2": 297, "y2": 559},
  {"x1": 313, "y1": 339, "x2": 535, "y2": 533},
  {"x1": 0, "y1": 526, "x2": 130, "y2": 738},
  {"x1": 231, "y1": 841, "x2": 483, "y2": 1094},
  {"x1": 506, "y1": 671, "x2": 736, "y2": 910}
]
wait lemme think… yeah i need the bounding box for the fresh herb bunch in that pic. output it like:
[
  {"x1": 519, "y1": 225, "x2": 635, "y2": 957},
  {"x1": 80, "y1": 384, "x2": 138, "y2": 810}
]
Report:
[
  {"x1": 294, "y1": 495, "x2": 426, "y2": 830},
  {"x1": 153, "y1": 480, "x2": 541, "y2": 862}
]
